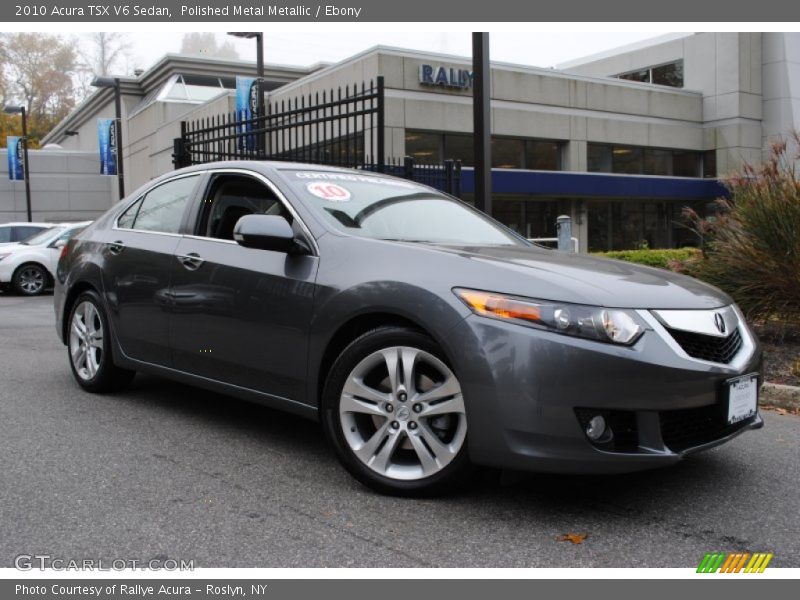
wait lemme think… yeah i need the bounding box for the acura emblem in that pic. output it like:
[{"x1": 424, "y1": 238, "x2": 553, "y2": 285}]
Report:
[{"x1": 714, "y1": 313, "x2": 726, "y2": 334}]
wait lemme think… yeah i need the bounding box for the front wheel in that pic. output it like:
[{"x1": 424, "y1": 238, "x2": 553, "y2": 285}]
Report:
[
  {"x1": 67, "y1": 291, "x2": 135, "y2": 393},
  {"x1": 322, "y1": 326, "x2": 472, "y2": 496}
]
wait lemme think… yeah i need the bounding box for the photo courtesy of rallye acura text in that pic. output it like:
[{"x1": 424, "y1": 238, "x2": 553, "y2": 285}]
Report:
[{"x1": 54, "y1": 161, "x2": 762, "y2": 496}]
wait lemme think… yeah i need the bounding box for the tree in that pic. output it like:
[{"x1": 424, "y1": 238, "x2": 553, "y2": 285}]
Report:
[
  {"x1": 180, "y1": 33, "x2": 239, "y2": 60},
  {"x1": 681, "y1": 133, "x2": 800, "y2": 333},
  {"x1": 1, "y1": 33, "x2": 79, "y2": 146},
  {"x1": 81, "y1": 32, "x2": 132, "y2": 76}
]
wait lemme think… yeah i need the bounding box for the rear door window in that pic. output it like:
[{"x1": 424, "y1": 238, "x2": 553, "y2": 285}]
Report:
[
  {"x1": 12, "y1": 226, "x2": 45, "y2": 242},
  {"x1": 117, "y1": 175, "x2": 200, "y2": 234}
]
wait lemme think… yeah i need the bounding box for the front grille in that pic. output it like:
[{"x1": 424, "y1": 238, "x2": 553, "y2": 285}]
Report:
[
  {"x1": 660, "y1": 403, "x2": 754, "y2": 453},
  {"x1": 575, "y1": 408, "x2": 639, "y2": 453},
  {"x1": 666, "y1": 327, "x2": 742, "y2": 364}
]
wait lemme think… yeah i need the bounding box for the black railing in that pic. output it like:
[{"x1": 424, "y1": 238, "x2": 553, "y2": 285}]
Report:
[
  {"x1": 173, "y1": 77, "x2": 385, "y2": 171},
  {"x1": 172, "y1": 75, "x2": 461, "y2": 197}
]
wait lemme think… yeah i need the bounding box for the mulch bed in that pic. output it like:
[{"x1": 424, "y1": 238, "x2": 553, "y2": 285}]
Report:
[{"x1": 753, "y1": 325, "x2": 800, "y2": 387}]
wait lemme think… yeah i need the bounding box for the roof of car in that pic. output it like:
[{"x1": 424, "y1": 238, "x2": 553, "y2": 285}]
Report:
[
  {"x1": 0, "y1": 222, "x2": 52, "y2": 227},
  {"x1": 173, "y1": 160, "x2": 391, "y2": 176}
]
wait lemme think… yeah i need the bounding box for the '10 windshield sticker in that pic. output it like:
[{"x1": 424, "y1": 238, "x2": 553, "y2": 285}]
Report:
[{"x1": 306, "y1": 182, "x2": 352, "y2": 202}]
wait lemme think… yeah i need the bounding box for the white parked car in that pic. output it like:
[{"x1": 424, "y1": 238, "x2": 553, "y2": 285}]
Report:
[
  {"x1": 0, "y1": 222, "x2": 53, "y2": 247},
  {"x1": 0, "y1": 222, "x2": 92, "y2": 295}
]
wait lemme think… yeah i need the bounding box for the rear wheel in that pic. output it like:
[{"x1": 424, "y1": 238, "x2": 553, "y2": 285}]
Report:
[
  {"x1": 322, "y1": 326, "x2": 471, "y2": 496},
  {"x1": 67, "y1": 291, "x2": 135, "y2": 393},
  {"x1": 13, "y1": 263, "x2": 48, "y2": 295}
]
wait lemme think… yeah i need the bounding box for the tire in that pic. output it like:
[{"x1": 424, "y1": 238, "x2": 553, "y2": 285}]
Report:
[
  {"x1": 13, "y1": 263, "x2": 48, "y2": 296},
  {"x1": 67, "y1": 290, "x2": 135, "y2": 393},
  {"x1": 321, "y1": 326, "x2": 472, "y2": 496}
]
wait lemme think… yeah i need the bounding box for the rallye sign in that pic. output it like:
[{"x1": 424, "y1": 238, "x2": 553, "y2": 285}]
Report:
[{"x1": 419, "y1": 64, "x2": 475, "y2": 90}]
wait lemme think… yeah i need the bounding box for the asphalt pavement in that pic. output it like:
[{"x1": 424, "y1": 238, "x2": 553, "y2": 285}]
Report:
[{"x1": 1, "y1": 293, "x2": 798, "y2": 568}]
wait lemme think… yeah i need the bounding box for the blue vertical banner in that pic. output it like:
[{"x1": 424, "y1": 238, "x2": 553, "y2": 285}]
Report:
[
  {"x1": 7, "y1": 136, "x2": 24, "y2": 181},
  {"x1": 236, "y1": 76, "x2": 259, "y2": 151},
  {"x1": 98, "y1": 118, "x2": 118, "y2": 176}
]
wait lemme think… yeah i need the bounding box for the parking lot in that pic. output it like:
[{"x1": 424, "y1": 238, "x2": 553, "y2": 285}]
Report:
[{"x1": 1, "y1": 293, "x2": 798, "y2": 568}]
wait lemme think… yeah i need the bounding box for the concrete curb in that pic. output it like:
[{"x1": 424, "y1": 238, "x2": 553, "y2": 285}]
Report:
[{"x1": 761, "y1": 382, "x2": 800, "y2": 409}]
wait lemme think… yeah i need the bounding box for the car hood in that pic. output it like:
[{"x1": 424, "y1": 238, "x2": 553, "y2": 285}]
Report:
[{"x1": 430, "y1": 243, "x2": 732, "y2": 310}]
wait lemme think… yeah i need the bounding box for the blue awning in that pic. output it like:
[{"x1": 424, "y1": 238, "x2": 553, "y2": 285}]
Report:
[{"x1": 459, "y1": 168, "x2": 728, "y2": 201}]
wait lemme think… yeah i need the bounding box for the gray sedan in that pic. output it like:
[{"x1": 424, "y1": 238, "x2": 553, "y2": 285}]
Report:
[{"x1": 54, "y1": 162, "x2": 762, "y2": 495}]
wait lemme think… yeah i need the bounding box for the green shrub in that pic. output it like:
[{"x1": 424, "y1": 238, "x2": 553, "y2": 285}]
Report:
[
  {"x1": 594, "y1": 248, "x2": 702, "y2": 270},
  {"x1": 681, "y1": 133, "x2": 800, "y2": 331}
]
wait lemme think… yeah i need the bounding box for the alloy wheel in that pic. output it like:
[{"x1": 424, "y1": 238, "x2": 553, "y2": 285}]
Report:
[
  {"x1": 339, "y1": 346, "x2": 467, "y2": 481},
  {"x1": 69, "y1": 300, "x2": 104, "y2": 381},
  {"x1": 18, "y1": 267, "x2": 45, "y2": 294}
]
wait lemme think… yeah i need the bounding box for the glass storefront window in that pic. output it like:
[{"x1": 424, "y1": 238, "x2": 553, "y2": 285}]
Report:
[
  {"x1": 405, "y1": 130, "x2": 563, "y2": 171},
  {"x1": 444, "y1": 133, "x2": 474, "y2": 166},
  {"x1": 589, "y1": 143, "x2": 702, "y2": 178},
  {"x1": 404, "y1": 131, "x2": 442, "y2": 163},
  {"x1": 526, "y1": 140, "x2": 562, "y2": 170},
  {"x1": 672, "y1": 151, "x2": 701, "y2": 177},
  {"x1": 644, "y1": 149, "x2": 672, "y2": 176},
  {"x1": 612, "y1": 146, "x2": 644, "y2": 174},
  {"x1": 703, "y1": 150, "x2": 717, "y2": 178},
  {"x1": 587, "y1": 144, "x2": 612, "y2": 172},
  {"x1": 492, "y1": 138, "x2": 525, "y2": 169}
]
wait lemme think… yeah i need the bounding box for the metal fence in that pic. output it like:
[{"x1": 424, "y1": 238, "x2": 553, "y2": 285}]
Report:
[
  {"x1": 172, "y1": 75, "x2": 462, "y2": 197},
  {"x1": 173, "y1": 77, "x2": 385, "y2": 171}
]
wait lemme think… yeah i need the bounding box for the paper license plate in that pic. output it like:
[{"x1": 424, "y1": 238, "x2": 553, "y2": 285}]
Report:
[{"x1": 727, "y1": 374, "x2": 758, "y2": 424}]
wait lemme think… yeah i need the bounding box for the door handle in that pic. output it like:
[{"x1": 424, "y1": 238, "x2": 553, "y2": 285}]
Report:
[
  {"x1": 177, "y1": 252, "x2": 204, "y2": 270},
  {"x1": 107, "y1": 240, "x2": 125, "y2": 255}
]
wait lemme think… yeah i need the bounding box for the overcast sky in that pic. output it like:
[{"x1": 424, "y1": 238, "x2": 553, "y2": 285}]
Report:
[{"x1": 106, "y1": 31, "x2": 679, "y2": 73}]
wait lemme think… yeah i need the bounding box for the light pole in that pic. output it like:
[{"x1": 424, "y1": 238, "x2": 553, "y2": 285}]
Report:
[
  {"x1": 228, "y1": 32, "x2": 266, "y2": 156},
  {"x1": 3, "y1": 105, "x2": 32, "y2": 222},
  {"x1": 91, "y1": 76, "x2": 125, "y2": 199},
  {"x1": 472, "y1": 32, "x2": 492, "y2": 216}
]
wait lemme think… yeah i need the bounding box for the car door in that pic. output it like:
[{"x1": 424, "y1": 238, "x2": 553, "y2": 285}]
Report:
[
  {"x1": 168, "y1": 170, "x2": 318, "y2": 402},
  {"x1": 102, "y1": 173, "x2": 202, "y2": 366}
]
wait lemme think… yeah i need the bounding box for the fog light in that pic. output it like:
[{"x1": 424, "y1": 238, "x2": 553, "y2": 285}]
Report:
[{"x1": 585, "y1": 415, "x2": 607, "y2": 441}]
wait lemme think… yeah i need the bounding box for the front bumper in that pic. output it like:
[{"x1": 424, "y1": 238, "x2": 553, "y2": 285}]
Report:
[
  {"x1": 449, "y1": 310, "x2": 763, "y2": 474},
  {"x1": 0, "y1": 262, "x2": 15, "y2": 284}
]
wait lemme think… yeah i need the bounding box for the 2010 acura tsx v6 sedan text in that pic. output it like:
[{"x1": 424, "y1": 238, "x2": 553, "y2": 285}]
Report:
[{"x1": 54, "y1": 162, "x2": 762, "y2": 495}]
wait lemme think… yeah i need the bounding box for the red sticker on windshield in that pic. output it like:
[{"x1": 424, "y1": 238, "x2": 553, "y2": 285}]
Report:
[{"x1": 306, "y1": 182, "x2": 351, "y2": 202}]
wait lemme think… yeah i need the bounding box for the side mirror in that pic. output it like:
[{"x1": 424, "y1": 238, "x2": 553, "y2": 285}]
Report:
[
  {"x1": 233, "y1": 214, "x2": 308, "y2": 254},
  {"x1": 50, "y1": 239, "x2": 67, "y2": 249}
]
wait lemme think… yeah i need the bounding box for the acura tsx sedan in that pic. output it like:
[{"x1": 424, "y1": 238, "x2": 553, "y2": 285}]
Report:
[{"x1": 54, "y1": 161, "x2": 762, "y2": 495}]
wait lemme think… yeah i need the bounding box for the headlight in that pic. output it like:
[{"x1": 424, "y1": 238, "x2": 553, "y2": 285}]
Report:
[{"x1": 454, "y1": 288, "x2": 644, "y2": 345}]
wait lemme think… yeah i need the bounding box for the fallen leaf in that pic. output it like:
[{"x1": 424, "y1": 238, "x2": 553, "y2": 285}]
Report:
[{"x1": 555, "y1": 532, "x2": 588, "y2": 544}]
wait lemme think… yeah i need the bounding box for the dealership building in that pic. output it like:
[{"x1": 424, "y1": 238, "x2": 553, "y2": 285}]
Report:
[{"x1": 35, "y1": 32, "x2": 800, "y2": 251}]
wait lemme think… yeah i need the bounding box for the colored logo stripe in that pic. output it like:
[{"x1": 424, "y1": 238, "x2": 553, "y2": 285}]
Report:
[{"x1": 697, "y1": 552, "x2": 772, "y2": 573}]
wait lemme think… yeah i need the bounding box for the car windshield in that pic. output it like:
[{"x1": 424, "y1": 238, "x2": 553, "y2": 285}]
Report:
[
  {"x1": 19, "y1": 227, "x2": 63, "y2": 245},
  {"x1": 282, "y1": 170, "x2": 526, "y2": 246}
]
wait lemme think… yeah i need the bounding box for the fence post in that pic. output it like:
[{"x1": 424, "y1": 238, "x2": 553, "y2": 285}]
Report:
[
  {"x1": 556, "y1": 215, "x2": 573, "y2": 252},
  {"x1": 172, "y1": 120, "x2": 190, "y2": 169},
  {"x1": 403, "y1": 156, "x2": 415, "y2": 180},
  {"x1": 444, "y1": 159, "x2": 454, "y2": 195},
  {"x1": 376, "y1": 76, "x2": 385, "y2": 173},
  {"x1": 454, "y1": 160, "x2": 462, "y2": 198}
]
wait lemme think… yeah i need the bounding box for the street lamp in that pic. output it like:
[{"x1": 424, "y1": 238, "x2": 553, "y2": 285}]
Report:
[
  {"x1": 91, "y1": 76, "x2": 125, "y2": 199},
  {"x1": 3, "y1": 105, "x2": 32, "y2": 222},
  {"x1": 228, "y1": 32, "x2": 266, "y2": 156}
]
